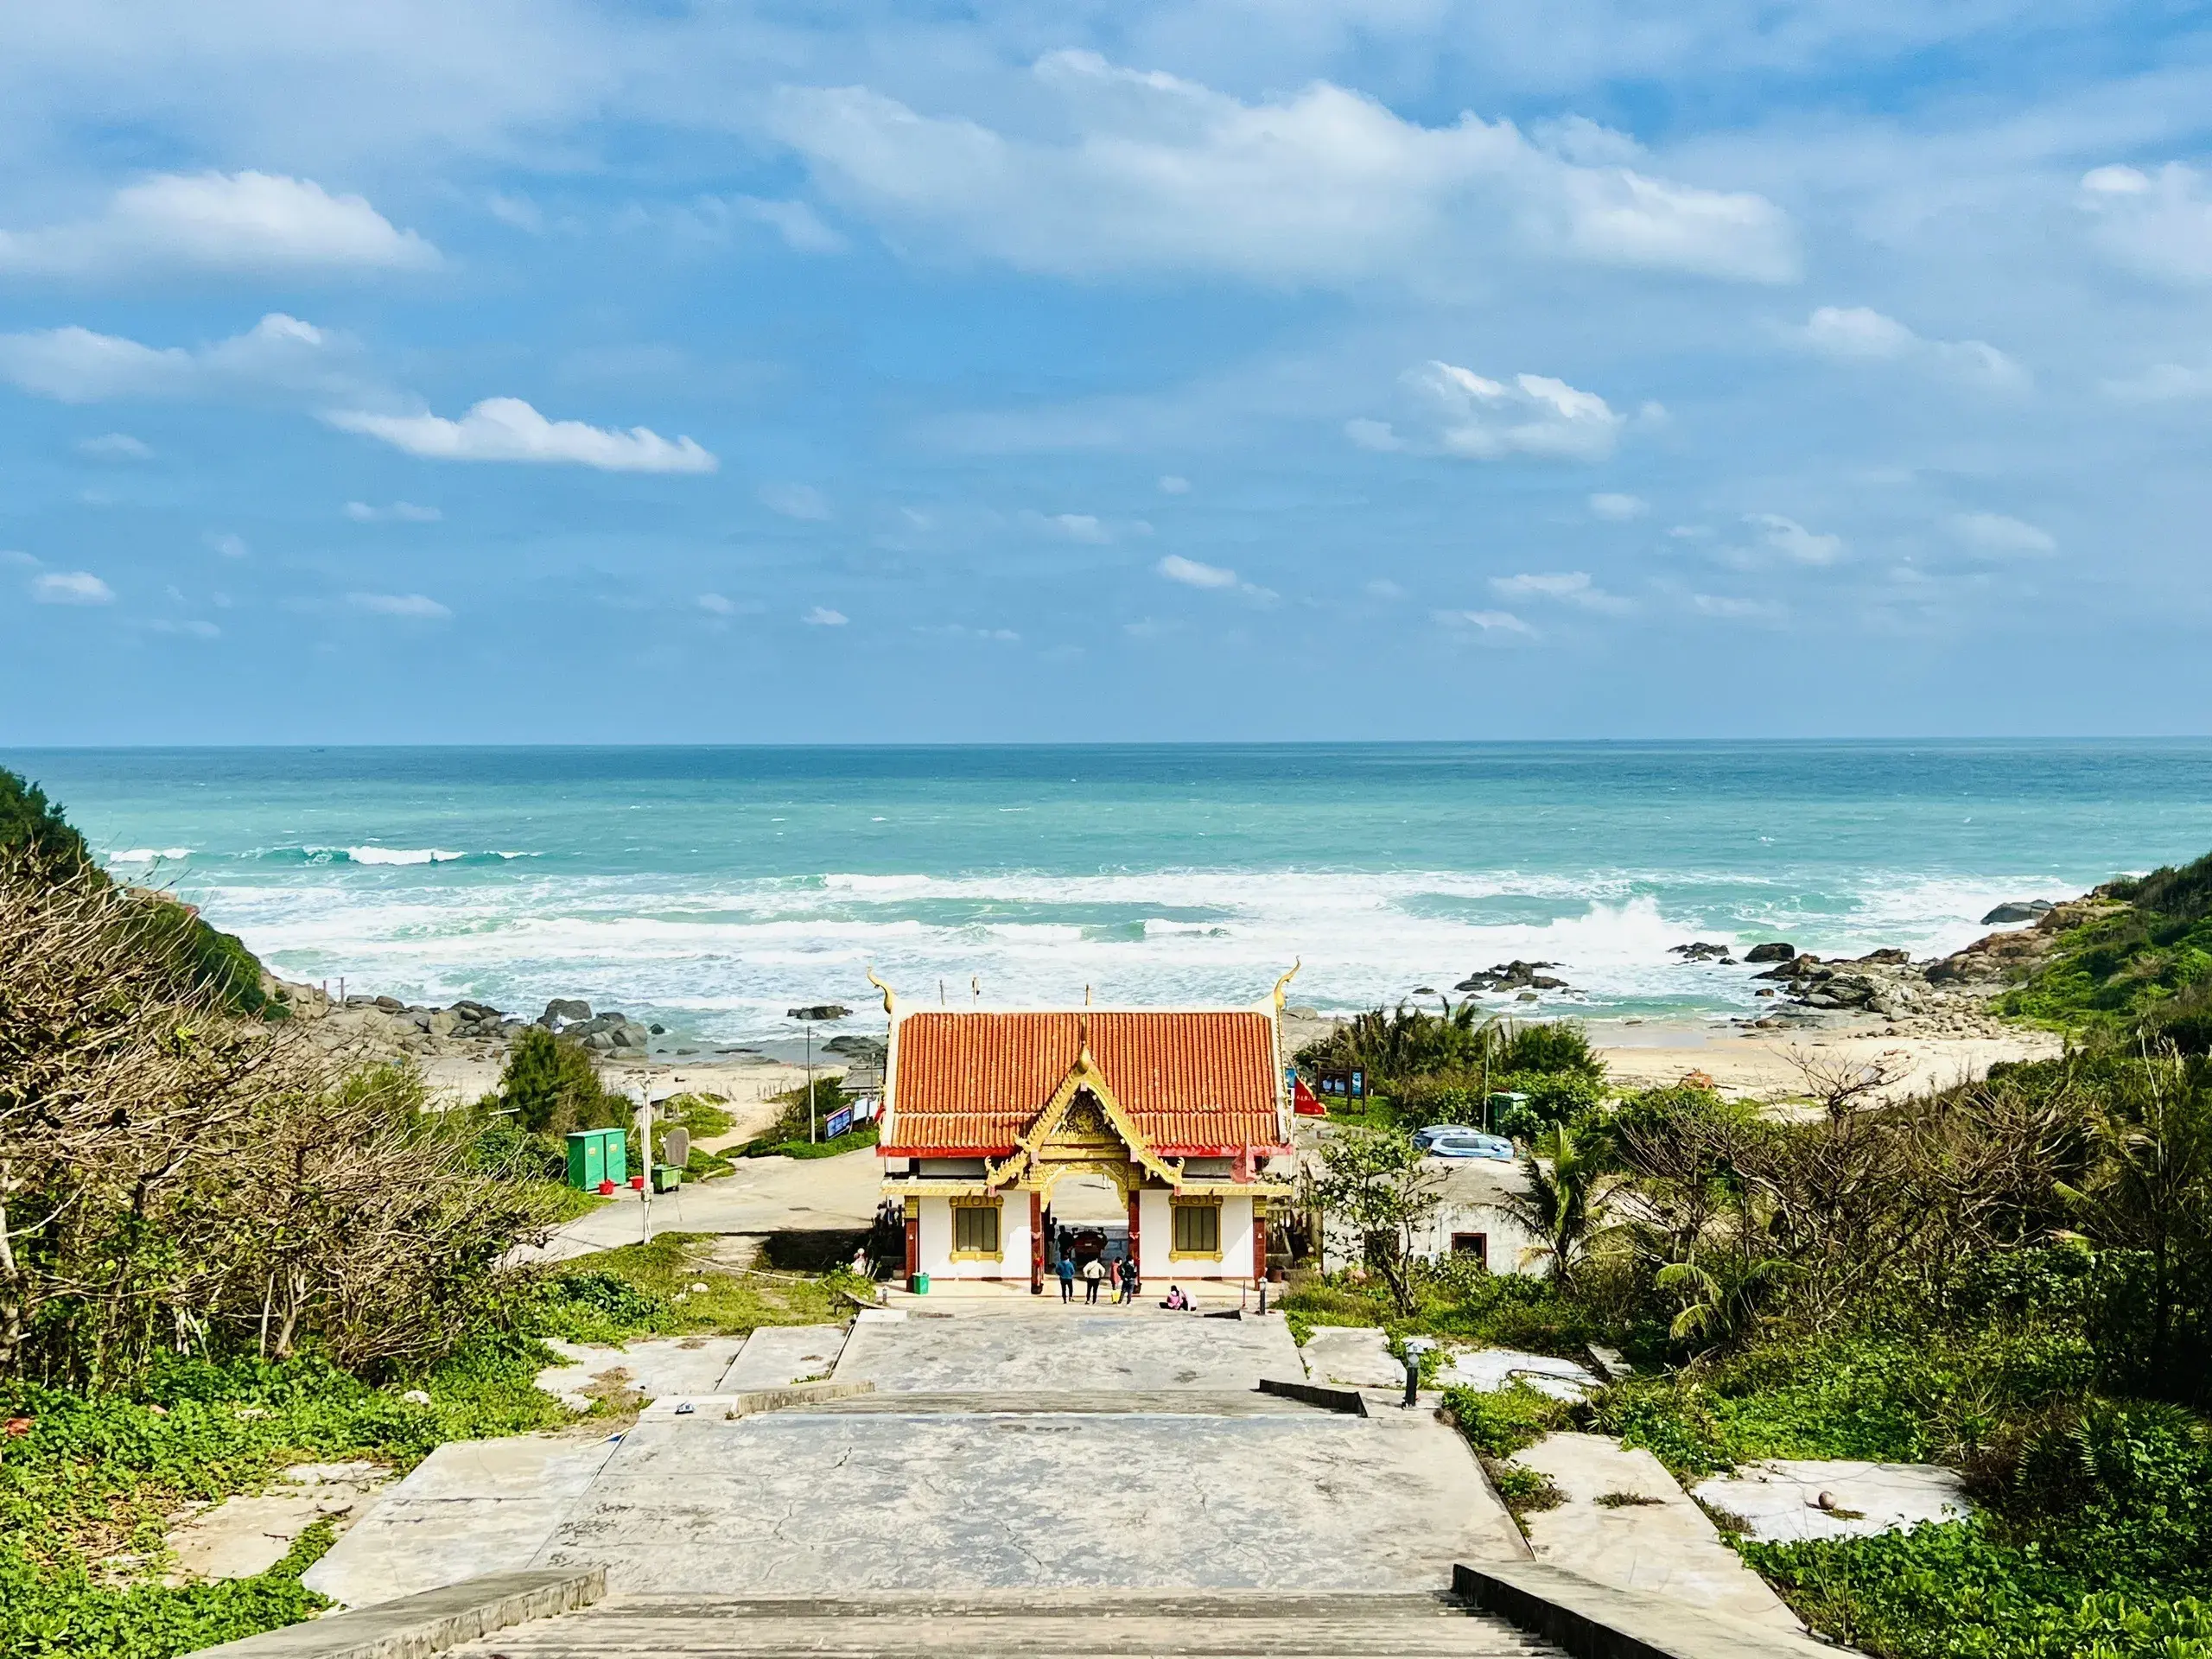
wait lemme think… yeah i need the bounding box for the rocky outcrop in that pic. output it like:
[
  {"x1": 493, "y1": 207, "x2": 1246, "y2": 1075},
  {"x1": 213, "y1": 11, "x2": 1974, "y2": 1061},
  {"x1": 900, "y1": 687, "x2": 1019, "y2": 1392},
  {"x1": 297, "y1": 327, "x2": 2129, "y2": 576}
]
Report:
[
  {"x1": 1927, "y1": 896, "x2": 2118, "y2": 989},
  {"x1": 1744, "y1": 942, "x2": 1796, "y2": 963},
  {"x1": 1669, "y1": 941, "x2": 1734, "y2": 963},
  {"x1": 1980, "y1": 899, "x2": 2056, "y2": 925},
  {"x1": 1455, "y1": 960, "x2": 1570, "y2": 992}
]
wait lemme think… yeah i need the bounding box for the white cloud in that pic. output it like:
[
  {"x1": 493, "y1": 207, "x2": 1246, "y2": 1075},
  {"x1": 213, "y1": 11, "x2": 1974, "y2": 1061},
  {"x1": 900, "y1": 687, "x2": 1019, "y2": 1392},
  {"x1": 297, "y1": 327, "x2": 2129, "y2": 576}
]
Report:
[
  {"x1": 0, "y1": 312, "x2": 347, "y2": 404},
  {"x1": 1368, "y1": 361, "x2": 1624, "y2": 462},
  {"x1": 77, "y1": 432, "x2": 151, "y2": 460},
  {"x1": 343, "y1": 499, "x2": 442, "y2": 523},
  {"x1": 918, "y1": 622, "x2": 1020, "y2": 641},
  {"x1": 1157, "y1": 554, "x2": 1238, "y2": 589},
  {"x1": 1364, "y1": 578, "x2": 1406, "y2": 600},
  {"x1": 1949, "y1": 511, "x2": 2056, "y2": 556},
  {"x1": 0, "y1": 172, "x2": 436, "y2": 277},
  {"x1": 327, "y1": 397, "x2": 716, "y2": 473},
  {"x1": 1744, "y1": 512, "x2": 1844, "y2": 565},
  {"x1": 1588, "y1": 492, "x2": 1647, "y2": 520},
  {"x1": 30, "y1": 569, "x2": 114, "y2": 605},
  {"x1": 1693, "y1": 593, "x2": 1788, "y2": 623},
  {"x1": 760, "y1": 482, "x2": 832, "y2": 520},
  {"x1": 1157, "y1": 474, "x2": 1192, "y2": 494},
  {"x1": 347, "y1": 591, "x2": 450, "y2": 619},
  {"x1": 205, "y1": 531, "x2": 248, "y2": 560},
  {"x1": 2079, "y1": 162, "x2": 2212, "y2": 284},
  {"x1": 697, "y1": 593, "x2": 737, "y2": 615},
  {"x1": 804, "y1": 606, "x2": 849, "y2": 626},
  {"x1": 733, "y1": 197, "x2": 846, "y2": 254},
  {"x1": 766, "y1": 52, "x2": 1795, "y2": 289},
  {"x1": 1491, "y1": 570, "x2": 1632, "y2": 613},
  {"x1": 1792, "y1": 306, "x2": 2027, "y2": 389},
  {"x1": 2101, "y1": 360, "x2": 2212, "y2": 402},
  {"x1": 1029, "y1": 511, "x2": 1111, "y2": 543},
  {"x1": 1434, "y1": 607, "x2": 1536, "y2": 637}
]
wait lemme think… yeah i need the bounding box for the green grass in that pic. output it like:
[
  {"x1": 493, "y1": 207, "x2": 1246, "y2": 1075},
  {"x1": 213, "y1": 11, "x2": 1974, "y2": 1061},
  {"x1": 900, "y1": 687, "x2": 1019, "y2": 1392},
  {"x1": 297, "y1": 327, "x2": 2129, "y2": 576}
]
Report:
[
  {"x1": 742, "y1": 1122, "x2": 879, "y2": 1160},
  {"x1": 1278, "y1": 1265, "x2": 1596, "y2": 1357},
  {"x1": 0, "y1": 1339, "x2": 567, "y2": 1659},
  {"x1": 529, "y1": 1232, "x2": 858, "y2": 1343}
]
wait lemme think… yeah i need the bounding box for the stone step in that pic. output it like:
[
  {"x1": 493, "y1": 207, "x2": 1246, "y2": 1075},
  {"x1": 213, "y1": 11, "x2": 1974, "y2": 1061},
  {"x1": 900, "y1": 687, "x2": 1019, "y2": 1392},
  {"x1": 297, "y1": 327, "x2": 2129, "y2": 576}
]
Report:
[
  {"x1": 453, "y1": 1591, "x2": 1561, "y2": 1657},
  {"x1": 791, "y1": 1389, "x2": 1325, "y2": 1416}
]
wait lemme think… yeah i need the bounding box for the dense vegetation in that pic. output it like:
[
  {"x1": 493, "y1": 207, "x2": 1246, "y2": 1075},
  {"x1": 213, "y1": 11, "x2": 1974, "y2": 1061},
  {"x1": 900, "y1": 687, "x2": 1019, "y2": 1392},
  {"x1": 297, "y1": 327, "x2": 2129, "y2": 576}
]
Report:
[
  {"x1": 0, "y1": 773, "x2": 841, "y2": 1658},
  {"x1": 1300, "y1": 938, "x2": 2212, "y2": 1658},
  {"x1": 2001, "y1": 848, "x2": 2212, "y2": 1051},
  {"x1": 0, "y1": 767, "x2": 270, "y2": 1017}
]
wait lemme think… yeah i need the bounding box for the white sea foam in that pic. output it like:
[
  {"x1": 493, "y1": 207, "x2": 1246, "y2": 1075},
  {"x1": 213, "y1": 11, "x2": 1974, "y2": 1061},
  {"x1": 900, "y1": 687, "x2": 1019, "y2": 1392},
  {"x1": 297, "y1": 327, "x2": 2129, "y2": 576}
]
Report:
[
  {"x1": 108, "y1": 848, "x2": 193, "y2": 862},
  {"x1": 343, "y1": 846, "x2": 467, "y2": 865}
]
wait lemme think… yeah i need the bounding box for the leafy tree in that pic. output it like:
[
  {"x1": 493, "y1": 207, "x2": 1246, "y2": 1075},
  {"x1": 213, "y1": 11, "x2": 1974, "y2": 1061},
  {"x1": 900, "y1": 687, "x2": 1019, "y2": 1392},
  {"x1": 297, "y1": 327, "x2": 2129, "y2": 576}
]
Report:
[
  {"x1": 492, "y1": 1027, "x2": 628, "y2": 1137},
  {"x1": 0, "y1": 767, "x2": 92, "y2": 877},
  {"x1": 1308, "y1": 1124, "x2": 1440, "y2": 1314}
]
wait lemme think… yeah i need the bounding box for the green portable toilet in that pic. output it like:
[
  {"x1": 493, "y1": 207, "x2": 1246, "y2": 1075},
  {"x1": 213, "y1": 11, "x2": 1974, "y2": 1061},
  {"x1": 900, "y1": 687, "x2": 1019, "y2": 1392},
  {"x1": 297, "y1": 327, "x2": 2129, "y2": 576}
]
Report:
[
  {"x1": 563, "y1": 1128, "x2": 630, "y2": 1191},
  {"x1": 564, "y1": 1129, "x2": 604, "y2": 1192}
]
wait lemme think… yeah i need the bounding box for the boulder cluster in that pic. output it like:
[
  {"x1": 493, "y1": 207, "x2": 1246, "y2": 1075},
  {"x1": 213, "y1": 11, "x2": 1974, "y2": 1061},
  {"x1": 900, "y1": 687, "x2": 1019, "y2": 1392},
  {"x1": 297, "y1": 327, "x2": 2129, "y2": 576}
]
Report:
[
  {"x1": 347, "y1": 993, "x2": 528, "y2": 1043},
  {"x1": 537, "y1": 999, "x2": 661, "y2": 1058},
  {"x1": 1454, "y1": 959, "x2": 1571, "y2": 995}
]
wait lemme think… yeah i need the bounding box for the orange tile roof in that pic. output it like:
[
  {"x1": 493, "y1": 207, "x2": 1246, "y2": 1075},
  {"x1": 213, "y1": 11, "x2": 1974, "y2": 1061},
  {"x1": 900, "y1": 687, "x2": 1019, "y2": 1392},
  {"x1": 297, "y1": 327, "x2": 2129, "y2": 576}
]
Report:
[{"x1": 882, "y1": 1008, "x2": 1285, "y2": 1156}]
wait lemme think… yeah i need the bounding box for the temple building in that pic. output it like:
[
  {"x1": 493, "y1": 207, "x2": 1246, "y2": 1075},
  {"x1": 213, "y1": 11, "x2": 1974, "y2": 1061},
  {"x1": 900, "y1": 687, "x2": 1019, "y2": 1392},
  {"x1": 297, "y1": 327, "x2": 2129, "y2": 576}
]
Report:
[{"x1": 872, "y1": 969, "x2": 1300, "y2": 1291}]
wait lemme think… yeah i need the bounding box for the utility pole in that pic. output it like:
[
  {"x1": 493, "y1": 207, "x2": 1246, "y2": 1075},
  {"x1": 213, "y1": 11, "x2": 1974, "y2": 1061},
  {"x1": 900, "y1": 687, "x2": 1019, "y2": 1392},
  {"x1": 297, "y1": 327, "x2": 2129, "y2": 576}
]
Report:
[{"x1": 635, "y1": 1084, "x2": 654, "y2": 1244}]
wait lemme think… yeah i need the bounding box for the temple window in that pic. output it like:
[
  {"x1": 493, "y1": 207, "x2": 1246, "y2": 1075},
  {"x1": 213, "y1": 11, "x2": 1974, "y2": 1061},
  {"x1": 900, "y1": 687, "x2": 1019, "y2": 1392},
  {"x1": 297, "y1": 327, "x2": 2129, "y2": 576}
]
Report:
[
  {"x1": 952, "y1": 1199, "x2": 1001, "y2": 1258},
  {"x1": 1170, "y1": 1198, "x2": 1222, "y2": 1259}
]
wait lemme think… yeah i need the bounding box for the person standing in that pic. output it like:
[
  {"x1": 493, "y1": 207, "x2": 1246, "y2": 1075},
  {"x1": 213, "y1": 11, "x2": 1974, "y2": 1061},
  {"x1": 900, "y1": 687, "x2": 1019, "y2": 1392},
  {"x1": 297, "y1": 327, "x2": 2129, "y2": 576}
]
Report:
[
  {"x1": 1117, "y1": 1254, "x2": 1137, "y2": 1304},
  {"x1": 1082, "y1": 1255, "x2": 1105, "y2": 1305},
  {"x1": 1056, "y1": 1252, "x2": 1076, "y2": 1303}
]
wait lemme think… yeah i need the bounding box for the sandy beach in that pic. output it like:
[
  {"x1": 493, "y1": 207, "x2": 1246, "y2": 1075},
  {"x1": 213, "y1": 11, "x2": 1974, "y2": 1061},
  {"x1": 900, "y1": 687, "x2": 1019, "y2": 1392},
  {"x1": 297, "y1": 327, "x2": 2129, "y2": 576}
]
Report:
[{"x1": 1586, "y1": 1018, "x2": 2063, "y2": 1103}]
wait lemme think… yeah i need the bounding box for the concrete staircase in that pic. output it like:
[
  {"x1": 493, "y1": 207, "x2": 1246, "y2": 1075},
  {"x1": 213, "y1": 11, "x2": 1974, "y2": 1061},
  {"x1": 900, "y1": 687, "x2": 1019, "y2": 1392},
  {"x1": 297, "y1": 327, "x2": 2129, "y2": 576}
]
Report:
[{"x1": 450, "y1": 1590, "x2": 1566, "y2": 1657}]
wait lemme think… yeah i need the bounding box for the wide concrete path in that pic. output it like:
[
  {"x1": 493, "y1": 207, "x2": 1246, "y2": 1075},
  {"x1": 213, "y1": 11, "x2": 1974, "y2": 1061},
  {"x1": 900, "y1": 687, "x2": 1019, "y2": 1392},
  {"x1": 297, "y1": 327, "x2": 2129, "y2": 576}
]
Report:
[
  {"x1": 834, "y1": 1307, "x2": 1302, "y2": 1393},
  {"x1": 531, "y1": 1393, "x2": 1520, "y2": 1594},
  {"x1": 530, "y1": 1152, "x2": 881, "y2": 1263},
  {"x1": 308, "y1": 1306, "x2": 1523, "y2": 1609}
]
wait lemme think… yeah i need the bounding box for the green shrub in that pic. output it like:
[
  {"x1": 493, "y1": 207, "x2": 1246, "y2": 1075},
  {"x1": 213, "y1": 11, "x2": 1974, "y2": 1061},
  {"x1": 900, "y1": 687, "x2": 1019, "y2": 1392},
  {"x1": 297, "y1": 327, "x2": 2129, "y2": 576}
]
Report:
[
  {"x1": 1444, "y1": 1382, "x2": 1574, "y2": 1458},
  {"x1": 493, "y1": 1028, "x2": 631, "y2": 1139}
]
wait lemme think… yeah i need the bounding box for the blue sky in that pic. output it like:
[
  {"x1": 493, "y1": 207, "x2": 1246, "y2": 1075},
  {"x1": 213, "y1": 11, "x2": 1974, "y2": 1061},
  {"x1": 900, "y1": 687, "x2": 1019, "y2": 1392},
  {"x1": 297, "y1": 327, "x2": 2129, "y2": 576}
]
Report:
[{"x1": 2, "y1": 1, "x2": 2209, "y2": 743}]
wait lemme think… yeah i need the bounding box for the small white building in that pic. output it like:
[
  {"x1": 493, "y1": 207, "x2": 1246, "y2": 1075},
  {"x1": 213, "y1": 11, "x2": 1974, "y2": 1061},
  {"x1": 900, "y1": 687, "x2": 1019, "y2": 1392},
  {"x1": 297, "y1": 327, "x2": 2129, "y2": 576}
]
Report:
[
  {"x1": 873, "y1": 972, "x2": 1299, "y2": 1289},
  {"x1": 1317, "y1": 1154, "x2": 1548, "y2": 1277}
]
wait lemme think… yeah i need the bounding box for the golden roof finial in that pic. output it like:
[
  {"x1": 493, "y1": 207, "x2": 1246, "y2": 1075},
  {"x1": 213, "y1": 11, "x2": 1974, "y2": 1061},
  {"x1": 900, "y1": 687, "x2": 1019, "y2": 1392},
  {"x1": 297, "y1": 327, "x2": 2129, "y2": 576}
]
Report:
[
  {"x1": 865, "y1": 964, "x2": 897, "y2": 1016},
  {"x1": 1271, "y1": 958, "x2": 1303, "y2": 1010}
]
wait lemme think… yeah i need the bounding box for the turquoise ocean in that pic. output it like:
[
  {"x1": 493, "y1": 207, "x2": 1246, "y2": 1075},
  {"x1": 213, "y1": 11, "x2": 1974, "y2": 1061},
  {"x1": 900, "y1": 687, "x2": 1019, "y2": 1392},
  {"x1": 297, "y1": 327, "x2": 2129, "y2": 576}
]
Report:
[{"x1": 9, "y1": 742, "x2": 2211, "y2": 1047}]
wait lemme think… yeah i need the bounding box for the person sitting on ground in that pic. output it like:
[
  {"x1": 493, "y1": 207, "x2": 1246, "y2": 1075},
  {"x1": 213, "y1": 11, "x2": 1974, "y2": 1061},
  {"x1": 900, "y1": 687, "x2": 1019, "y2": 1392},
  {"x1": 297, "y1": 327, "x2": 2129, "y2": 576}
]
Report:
[
  {"x1": 1081, "y1": 1255, "x2": 1106, "y2": 1304},
  {"x1": 1159, "y1": 1284, "x2": 1186, "y2": 1310},
  {"x1": 1056, "y1": 1251, "x2": 1076, "y2": 1303}
]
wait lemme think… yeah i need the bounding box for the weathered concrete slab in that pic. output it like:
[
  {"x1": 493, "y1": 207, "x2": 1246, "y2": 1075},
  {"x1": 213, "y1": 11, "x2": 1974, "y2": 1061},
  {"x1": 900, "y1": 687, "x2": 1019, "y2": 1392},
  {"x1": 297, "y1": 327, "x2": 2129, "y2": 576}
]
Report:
[
  {"x1": 534, "y1": 1335, "x2": 750, "y2": 1409},
  {"x1": 1300, "y1": 1325, "x2": 1402, "y2": 1389},
  {"x1": 301, "y1": 1435, "x2": 623, "y2": 1609},
  {"x1": 1691, "y1": 1459, "x2": 1972, "y2": 1544},
  {"x1": 1440, "y1": 1350, "x2": 1601, "y2": 1402},
  {"x1": 718, "y1": 1323, "x2": 849, "y2": 1389},
  {"x1": 835, "y1": 1309, "x2": 1301, "y2": 1393},
  {"x1": 168, "y1": 1463, "x2": 391, "y2": 1584},
  {"x1": 531, "y1": 1402, "x2": 1522, "y2": 1592},
  {"x1": 188, "y1": 1567, "x2": 603, "y2": 1659},
  {"x1": 1511, "y1": 1433, "x2": 1799, "y2": 1633},
  {"x1": 1455, "y1": 1560, "x2": 1831, "y2": 1658}
]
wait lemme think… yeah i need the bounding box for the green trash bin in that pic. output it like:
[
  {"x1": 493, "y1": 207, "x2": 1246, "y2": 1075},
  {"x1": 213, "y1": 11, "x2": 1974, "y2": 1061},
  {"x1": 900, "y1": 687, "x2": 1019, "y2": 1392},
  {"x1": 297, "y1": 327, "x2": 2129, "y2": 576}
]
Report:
[
  {"x1": 909, "y1": 1272, "x2": 930, "y2": 1294},
  {"x1": 652, "y1": 1163, "x2": 683, "y2": 1194}
]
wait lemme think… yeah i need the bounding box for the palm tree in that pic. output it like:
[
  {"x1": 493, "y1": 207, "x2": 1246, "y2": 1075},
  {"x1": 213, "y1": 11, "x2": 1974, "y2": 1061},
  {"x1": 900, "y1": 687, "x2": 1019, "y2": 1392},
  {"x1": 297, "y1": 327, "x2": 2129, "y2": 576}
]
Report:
[
  {"x1": 1655, "y1": 1250, "x2": 1799, "y2": 1355},
  {"x1": 1504, "y1": 1122, "x2": 1615, "y2": 1290}
]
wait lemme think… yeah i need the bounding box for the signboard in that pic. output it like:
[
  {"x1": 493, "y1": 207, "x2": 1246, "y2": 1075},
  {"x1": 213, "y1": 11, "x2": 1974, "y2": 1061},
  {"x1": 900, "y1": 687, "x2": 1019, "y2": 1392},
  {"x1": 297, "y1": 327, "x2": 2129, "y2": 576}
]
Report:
[{"x1": 823, "y1": 1105, "x2": 855, "y2": 1141}]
